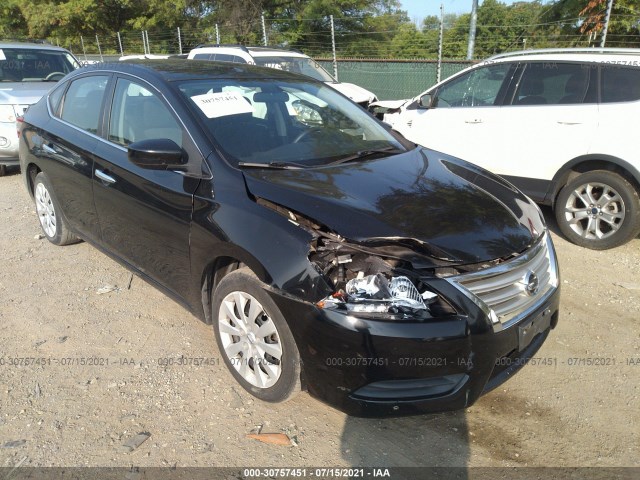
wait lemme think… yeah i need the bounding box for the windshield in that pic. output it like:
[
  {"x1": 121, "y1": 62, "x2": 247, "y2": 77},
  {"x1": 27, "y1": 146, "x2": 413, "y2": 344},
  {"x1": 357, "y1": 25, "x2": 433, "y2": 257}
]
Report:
[
  {"x1": 0, "y1": 48, "x2": 79, "y2": 82},
  {"x1": 178, "y1": 78, "x2": 405, "y2": 167},
  {"x1": 253, "y1": 56, "x2": 335, "y2": 82}
]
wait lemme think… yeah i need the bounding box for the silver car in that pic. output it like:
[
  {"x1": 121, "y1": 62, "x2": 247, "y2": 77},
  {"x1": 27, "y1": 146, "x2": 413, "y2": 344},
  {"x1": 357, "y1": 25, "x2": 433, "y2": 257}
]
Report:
[{"x1": 0, "y1": 42, "x2": 80, "y2": 176}]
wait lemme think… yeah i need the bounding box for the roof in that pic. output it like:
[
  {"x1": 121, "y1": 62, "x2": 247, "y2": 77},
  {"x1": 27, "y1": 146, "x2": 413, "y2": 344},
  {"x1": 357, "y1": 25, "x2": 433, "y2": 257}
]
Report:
[
  {"x1": 69, "y1": 59, "x2": 313, "y2": 83},
  {"x1": 0, "y1": 42, "x2": 70, "y2": 51},
  {"x1": 190, "y1": 44, "x2": 308, "y2": 59},
  {"x1": 245, "y1": 47, "x2": 307, "y2": 58},
  {"x1": 484, "y1": 48, "x2": 640, "y2": 65}
]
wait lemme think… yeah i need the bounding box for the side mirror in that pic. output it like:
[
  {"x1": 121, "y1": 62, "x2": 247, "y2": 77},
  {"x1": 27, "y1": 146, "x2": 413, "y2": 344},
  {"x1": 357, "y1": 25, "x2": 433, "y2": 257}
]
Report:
[
  {"x1": 128, "y1": 138, "x2": 186, "y2": 170},
  {"x1": 418, "y1": 94, "x2": 432, "y2": 109}
]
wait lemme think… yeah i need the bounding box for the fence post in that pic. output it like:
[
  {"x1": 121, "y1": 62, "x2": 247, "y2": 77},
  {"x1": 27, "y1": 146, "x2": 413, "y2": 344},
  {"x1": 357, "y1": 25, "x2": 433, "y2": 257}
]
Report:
[
  {"x1": 80, "y1": 35, "x2": 87, "y2": 61},
  {"x1": 96, "y1": 35, "x2": 103, "y2": 62},
  {"x1": 467, "y1": 0, "x2": 478, "y2": 60},
  {"x1": 177, "y1": 27, "x2": 182, "y2": 54},
  {"x1": 216, "y1": 24, "x2": 220, "y2": 44},
  {"x1": 145, "y1": 30, "x2": 150, "y2": 54},
  {"x1": 600, "y1": 0, "x2": 614, "y2": 47},
  {"x1": 261, "y1": 14, "x2": 268, "y2": 46},
  {"x1": 437, "y1": 4, "x2": 444, "y2": 83},
  {"x1": 330, "y1": 15, "x2": 338, "y2": 81},
  {"x1": 141, "y1": 31, "x2": 146, "y2": 55},
  {"x1": 117, "y1": 32, "x2": 124, "y2": 56}
]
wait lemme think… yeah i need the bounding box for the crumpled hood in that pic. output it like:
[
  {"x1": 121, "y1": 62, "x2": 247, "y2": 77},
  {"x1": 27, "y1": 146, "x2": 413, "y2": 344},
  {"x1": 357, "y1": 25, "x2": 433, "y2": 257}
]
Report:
[
  {"x1": 327, "y1": 81, "x2": 377, "y2": 104},
  {"x1": 0, "y1": 82, "x2": 54, "y2": 105},
  {"x1": 368, "y1": 99, "x2": 409, "y2": 111},
  {"x1": 242, "y1": 148, "x2": 545, "y2": 265}
]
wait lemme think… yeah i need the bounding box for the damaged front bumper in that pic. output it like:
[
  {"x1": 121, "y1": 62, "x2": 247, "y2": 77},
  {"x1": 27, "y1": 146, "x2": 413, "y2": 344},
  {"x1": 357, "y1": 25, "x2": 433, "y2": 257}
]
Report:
[
  {"x1": 265, "y1": 233, "x2": 561, "y2": 417},
  {"x1": 267, "y1": 281, "x2": 559, "y2": 417}
]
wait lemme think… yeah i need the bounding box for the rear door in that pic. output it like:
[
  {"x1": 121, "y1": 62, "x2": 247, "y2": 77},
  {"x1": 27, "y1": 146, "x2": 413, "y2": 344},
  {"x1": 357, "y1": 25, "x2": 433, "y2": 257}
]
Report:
[
  {"x1": 482, "y1": 61, "x2": 599, "y2": 200},
  {"x1": 92, "y1": 75, "x2": 203, "y2": 299},
  {"x1": 593, "y1": 64, "x2": 640, "y2": 170},
  {"x1": 35, "y1": 73, "x2": 111, "y2": 241}
]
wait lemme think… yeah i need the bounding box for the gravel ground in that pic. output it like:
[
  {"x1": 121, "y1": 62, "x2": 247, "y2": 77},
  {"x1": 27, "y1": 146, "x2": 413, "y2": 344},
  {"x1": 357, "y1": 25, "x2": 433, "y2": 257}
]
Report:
[{"x1": 0, "y1": 169, "x2": 638, "y2": 473}]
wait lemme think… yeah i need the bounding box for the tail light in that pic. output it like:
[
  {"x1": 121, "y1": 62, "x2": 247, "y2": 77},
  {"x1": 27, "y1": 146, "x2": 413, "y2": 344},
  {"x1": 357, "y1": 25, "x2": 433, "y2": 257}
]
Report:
[{"x1": 16, "y1": 116, "x2": 24, "y2": 138}]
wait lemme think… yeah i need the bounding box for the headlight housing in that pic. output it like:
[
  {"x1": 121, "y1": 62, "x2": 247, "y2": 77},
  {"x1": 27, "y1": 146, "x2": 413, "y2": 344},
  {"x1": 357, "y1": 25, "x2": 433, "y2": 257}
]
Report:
[{"x1": 319, "y1": 273, "x2": 442, "y2": 319}]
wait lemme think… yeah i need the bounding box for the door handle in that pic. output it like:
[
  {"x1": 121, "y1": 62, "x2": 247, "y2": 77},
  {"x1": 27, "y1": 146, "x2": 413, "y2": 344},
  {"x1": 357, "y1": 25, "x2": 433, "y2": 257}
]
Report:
[
  {"x1": 464, "y1": 119, "x2": 483, "y2": 124},
  {"x1": 42, "y1": 144, "x2": 57, "y2": 154},
  {"x1": 95, "y1": 169, "x2": 116, "y2": 185},
  {"x1": 557, "y1": 121, "x2": 582, "y2": 125}
]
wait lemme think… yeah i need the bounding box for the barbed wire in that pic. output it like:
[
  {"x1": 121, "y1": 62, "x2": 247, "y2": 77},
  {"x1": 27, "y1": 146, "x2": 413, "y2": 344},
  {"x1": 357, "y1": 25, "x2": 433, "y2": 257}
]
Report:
[{"x1": 37, "y1": 10, "x2": 637, "y2": 61}]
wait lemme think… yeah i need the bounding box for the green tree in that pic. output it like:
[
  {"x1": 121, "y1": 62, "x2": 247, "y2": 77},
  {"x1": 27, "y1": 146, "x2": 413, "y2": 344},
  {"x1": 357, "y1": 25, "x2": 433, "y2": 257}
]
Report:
[
  {"x1": 266, "y1": 0, "x2": 409, "y2": 57},
  {"x1": 0, "y1": 0, "x2": 28, "y2": 39},
  {"x1": 387, "y1": 23, "x2": 430, "y2": 58},
  {"x1": 543, "y1": 0, "x2": 640, "y2": 47}
]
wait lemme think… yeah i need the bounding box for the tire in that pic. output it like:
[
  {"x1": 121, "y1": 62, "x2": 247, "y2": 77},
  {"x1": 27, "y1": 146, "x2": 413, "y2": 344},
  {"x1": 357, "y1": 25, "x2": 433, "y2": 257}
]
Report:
[
  {"x1": 33, "y1": 172, "x2": 80, "y2": 246},
  {"x1": 555, "y1": 170, "x2": 640, "y2": 250},
  {"x1": 0, "y1": 165, "x2": 7, "y2": 177},
  {"x1": 211, "y1": 268, "x2": 301, "y2": 402}
]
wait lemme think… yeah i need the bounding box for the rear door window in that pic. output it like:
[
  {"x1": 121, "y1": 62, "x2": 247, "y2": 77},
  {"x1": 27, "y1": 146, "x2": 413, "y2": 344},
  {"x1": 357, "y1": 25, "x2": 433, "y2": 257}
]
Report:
[
  {"x1": 601, "y1": 65, "x2": 640, "y2": 102},
  {"x1": 48, "y1": 84, "x2": 66, "y2": 115},
  {"x1": 59, "y1": 75, "x2": 109, "y2": 134},
  {"x1": 512, "y1": 62, "x2": 595, "y2": 105}
]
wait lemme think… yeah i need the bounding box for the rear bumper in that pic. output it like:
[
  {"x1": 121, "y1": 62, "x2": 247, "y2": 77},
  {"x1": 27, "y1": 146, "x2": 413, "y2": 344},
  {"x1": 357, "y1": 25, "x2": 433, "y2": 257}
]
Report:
[{"x1": 267, "y1": 282, "x2": 560, "y2": 417}]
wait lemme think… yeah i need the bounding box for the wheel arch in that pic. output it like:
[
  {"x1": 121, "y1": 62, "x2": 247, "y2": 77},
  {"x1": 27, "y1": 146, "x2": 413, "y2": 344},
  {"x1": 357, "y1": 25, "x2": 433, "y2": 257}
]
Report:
[
  {"x1": 25, "y1": 163, "x2": 42, "y2": 198},
  {"x1": 550, "y1": 155, "x2": 640, "y2": 208},
  {"x1": 199, "y1": 248, "x2": 272, "y2": 325}
]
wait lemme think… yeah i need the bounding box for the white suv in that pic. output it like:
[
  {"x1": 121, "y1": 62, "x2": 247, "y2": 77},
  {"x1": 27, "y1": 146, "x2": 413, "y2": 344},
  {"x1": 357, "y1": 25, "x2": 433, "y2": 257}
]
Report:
[
  {"x1": 187, "y1": 45, "x2": 377, "y2": 107},
  {"x1": 372, "y1": 48, "x2": 640, "y2": 250}
]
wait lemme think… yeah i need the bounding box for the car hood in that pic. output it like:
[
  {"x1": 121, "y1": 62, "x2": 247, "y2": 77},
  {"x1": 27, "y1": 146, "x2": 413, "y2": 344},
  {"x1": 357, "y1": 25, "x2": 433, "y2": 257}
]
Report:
[
  {"x1": 0, "y1": 82, "x2": 54, "y2": 105},
  {"x1": 242, "y1": 148, "x2": 545, "y2": 266},
  {"x1": 327, "y1": 81, "x2": 376, "y2": 104},
  {"x1": 368, "y1": 99, "x2": 409, "y2": 111}
]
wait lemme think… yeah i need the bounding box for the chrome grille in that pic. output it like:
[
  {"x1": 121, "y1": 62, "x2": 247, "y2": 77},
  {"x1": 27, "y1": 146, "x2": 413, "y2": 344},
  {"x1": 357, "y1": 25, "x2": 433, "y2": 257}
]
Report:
[{"x1": 447, "y1": 233, "x2": 558, "y2": 329}]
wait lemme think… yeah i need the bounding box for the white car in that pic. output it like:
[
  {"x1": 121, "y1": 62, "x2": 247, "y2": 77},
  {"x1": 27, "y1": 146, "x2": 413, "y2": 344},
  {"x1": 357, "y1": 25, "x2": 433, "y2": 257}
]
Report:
[
  {"x1": 0, "y1": 42, "x2": 80, "y2": 175},
  {"x1": 187, "y1": 45, "x2": 377, "y2": 107},
  {"x1": 371, "y1": 48, "x2": 640, "y2": 250}
]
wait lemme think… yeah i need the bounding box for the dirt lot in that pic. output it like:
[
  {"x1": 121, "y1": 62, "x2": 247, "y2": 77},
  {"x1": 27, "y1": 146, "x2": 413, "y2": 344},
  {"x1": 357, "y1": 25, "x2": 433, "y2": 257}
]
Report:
[{"x1": 0, "y1": 169, "x2": 638, "y2": 474}]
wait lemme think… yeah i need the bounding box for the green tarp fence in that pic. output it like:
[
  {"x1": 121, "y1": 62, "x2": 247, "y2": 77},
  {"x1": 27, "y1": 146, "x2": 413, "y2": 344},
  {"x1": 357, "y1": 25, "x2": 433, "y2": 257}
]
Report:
[
  {"x1": 316, "y1": 59, "x2": 473, "y2": 100},
  {"x1": 82, "y1": 55, "x2": 473, "y2": 102}
]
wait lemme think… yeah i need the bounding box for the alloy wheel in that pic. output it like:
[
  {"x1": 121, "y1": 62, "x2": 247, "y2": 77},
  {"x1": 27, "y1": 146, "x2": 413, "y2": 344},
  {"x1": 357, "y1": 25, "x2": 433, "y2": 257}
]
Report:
[
  {"x1": 218, "y1": 291, "x2": 283, "y2": 389},
  {"x1": 562, "y1": 182, "x2": 625, "y2": 240},
  {"x1": 35, "y1": 182, "x2": 57, "y2": 238}
]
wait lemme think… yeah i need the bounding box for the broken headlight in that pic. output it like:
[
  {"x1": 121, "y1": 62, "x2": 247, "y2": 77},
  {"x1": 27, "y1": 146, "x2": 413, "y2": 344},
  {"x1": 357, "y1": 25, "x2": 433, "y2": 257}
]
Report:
[{"x1": 320, "y1": 273, "x2": 439, "y2": 316}]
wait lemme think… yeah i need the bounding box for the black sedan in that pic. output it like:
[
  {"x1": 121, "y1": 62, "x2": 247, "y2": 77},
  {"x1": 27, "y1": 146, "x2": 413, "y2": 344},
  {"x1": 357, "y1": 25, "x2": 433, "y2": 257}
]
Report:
[{"x1": 19, "y1": 60, "x2": 560, "y2": 416}]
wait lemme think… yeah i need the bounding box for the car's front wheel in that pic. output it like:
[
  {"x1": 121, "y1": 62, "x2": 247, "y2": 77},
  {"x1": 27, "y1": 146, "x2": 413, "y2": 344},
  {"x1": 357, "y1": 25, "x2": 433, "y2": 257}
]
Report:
[
  {"x1": 211, "y1": 268, "x2": 301, "y2": 402},
  {"x1": 33, "y1": 172, "x2": 79, "y2": 246},
  {"x1": 555, "y1": 170, "x2": 640, "y2": 249}
]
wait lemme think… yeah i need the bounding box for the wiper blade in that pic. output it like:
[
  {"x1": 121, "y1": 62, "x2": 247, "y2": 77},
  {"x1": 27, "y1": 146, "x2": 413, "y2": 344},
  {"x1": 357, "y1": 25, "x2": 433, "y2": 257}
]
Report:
[
  {"x1": 237, "y1": 161, "x2": 308, "y2": 170},
  {"x1": 327, "y1": 147, "x2": 404, "y2": 166}
]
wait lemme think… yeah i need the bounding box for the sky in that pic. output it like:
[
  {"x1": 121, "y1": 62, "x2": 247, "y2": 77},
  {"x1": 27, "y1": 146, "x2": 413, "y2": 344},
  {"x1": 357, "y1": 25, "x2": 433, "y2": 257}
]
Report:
[{"x1": 399, "y1": 0, "x2": 543, "y2": 23}]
